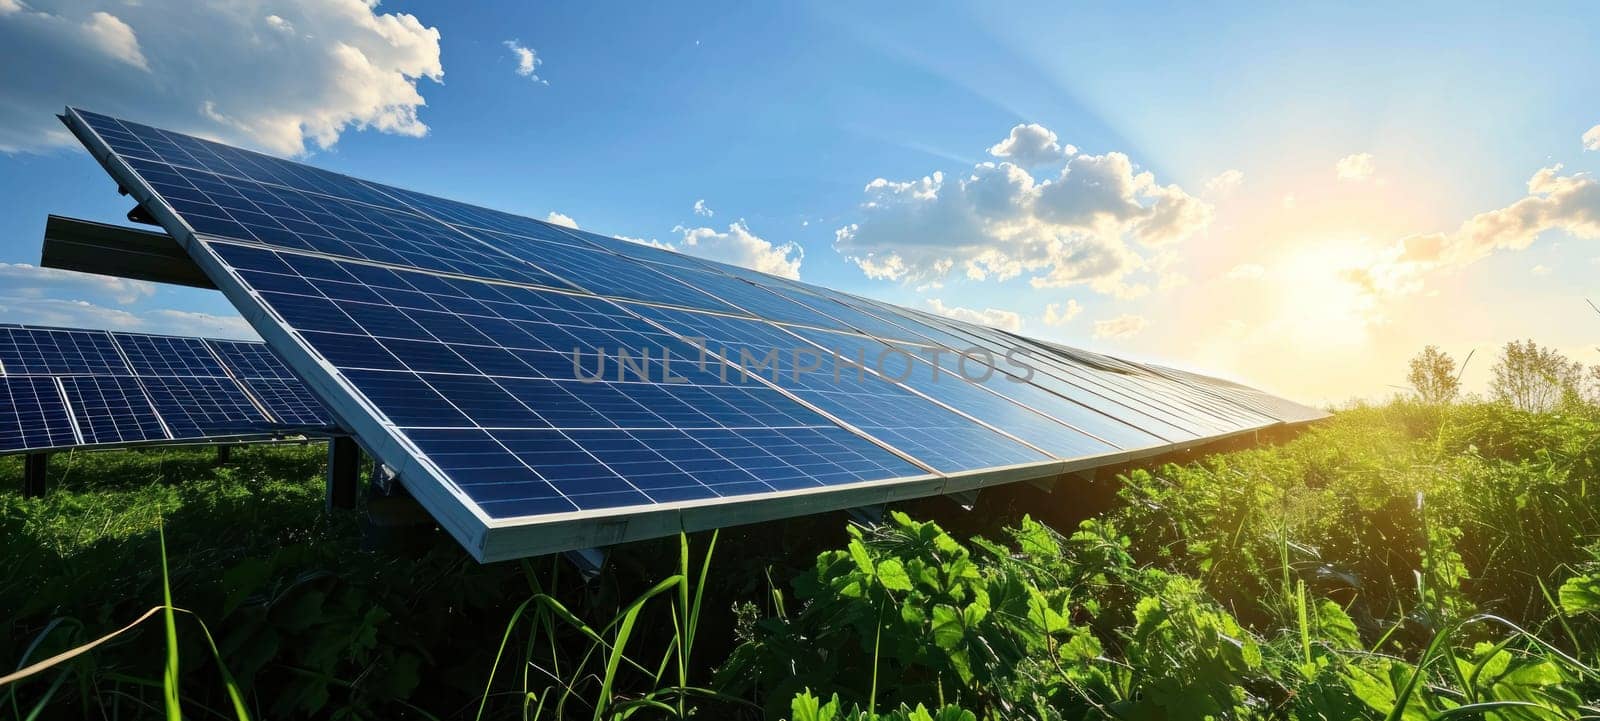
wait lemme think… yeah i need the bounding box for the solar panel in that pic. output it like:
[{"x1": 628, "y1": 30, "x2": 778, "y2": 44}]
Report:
[
  {"x1": 0, "y1": 324, "x2": 336, "y2": 454},
  {"x1": 0, "y1": 377, "x2": 77, "y2": 452},
  {"x1": 62, "y1": 108, "x2": 1326, "y2": 560}
]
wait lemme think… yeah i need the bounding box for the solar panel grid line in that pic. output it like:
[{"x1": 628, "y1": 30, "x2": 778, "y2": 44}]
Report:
[
  {"x1": 74, "y1": 123, "x2": 579, "y2": 295},
  {"x1": 197, "y1": 338, "x2": 282, "y2": 425},
  {"x1": 613, "y1": 312, "x2": 950, "y2": 475},
  {"x1": 63, "y1": 107, "x2": 1328, "y2": 561},
  {"x1": 993, "y1": 328, "x2": 1276, "y2": 431},
  {"x1": 890, "y1": 307, "x2": 1263, "y2": 438},
  {"x1": 75, "y1": 111, "x2": 964, "y2": 352},
  {"x1": 121, "y1": 222, "x2": 779, "y2": 547},
  {"x1": 75, "y1": 109, "x2": 958, "y2": 353},
  {"x1": 178, "y1": 189, "x2": 1126, "y2": 476},
  {"x1": 0, "y1": 377, "x2": 77, "y2": 451},
  {"x1": 99, "y1": 329, "x2": 177, "y2": 441},
  {"x1": 621, "y1": 302, "x2": 1057, "y2": 471},
  {"x1": 800, "y1": 294, "x2": 1211, "y2": 442},
  {"x1": 774, "y1": 323, "x2": 1153, "y2": 454},
  {"x1": 200, "y1": 239, "x2": 947, "y2": 492},
  {"x1": 414, "y1": 230, "x2": 1172, "y2": 464},
  {"x1": 0, "y1": 323, "x2": 344, "y2": 454},
  {"x1": 116, "y1": 334, "x2": 261, "y2": 429},
  {"x1": 181, "y1": 221, "x2": 1042, "y2": 482},
  {"x1": 716, "y1": 317, "x2": 1124, "y2": 458},
  {"x1": 128, "y1": 225, "x2": 960, "y2": 546},
  {"x1": 960, "y1": 319, "x2": 1285, "y2": 428}
]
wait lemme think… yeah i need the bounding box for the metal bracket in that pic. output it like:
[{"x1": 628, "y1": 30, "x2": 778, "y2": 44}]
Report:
[
  {"x1": 563, "y1": 547, "x2": 609, "y2": 581},
  {"x1": 1025, "y1": 476, "x2": 1057, "y2": 492},
  {"x1": 945, "y1": 489, "x2": 979, "y2": 511},
  {"x1": 846, "y1": 504, "x2": 886, "y2": 526},
  {"x1": 126, "y1": 203, "x2": 158, "y2": 226}
]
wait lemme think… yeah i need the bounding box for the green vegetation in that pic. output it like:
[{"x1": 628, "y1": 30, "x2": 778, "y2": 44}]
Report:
[{"x1": 4, "y1": 398, "x2": 1600, "y2": 719}]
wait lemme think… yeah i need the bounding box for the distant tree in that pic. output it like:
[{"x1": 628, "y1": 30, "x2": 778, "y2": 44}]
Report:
[
  {"x1": 1406, "y1": 345, "x2": 1460, "y2": 404},
  {"x1": 1488, "y1": 340, "x2": 1583, "y2": 412}
]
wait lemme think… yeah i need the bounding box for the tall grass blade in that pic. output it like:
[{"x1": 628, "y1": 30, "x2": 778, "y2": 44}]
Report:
[
  {"x1": 158, "y1": 522, "x2": 182, "y2": 721},
  {"x1": 594, "y1": 576, "x2": 683, "y2": 721}
]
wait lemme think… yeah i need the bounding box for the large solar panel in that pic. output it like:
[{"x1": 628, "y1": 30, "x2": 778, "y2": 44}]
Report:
[
  {"x1": 62, "y1": 108, "x2": 1326, "y2": 560},
  {"x1": 0, "y1": 324, "x2": 335, "y2": 454}
]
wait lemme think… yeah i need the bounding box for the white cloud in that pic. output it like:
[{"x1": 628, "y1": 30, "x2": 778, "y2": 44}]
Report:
[
  {"x1": 503, "y1": 39, "x2": 546, "y2": 85},
  {"x1": 0, "y1": 0, "x2": 443, "y2": 155},
  {"x1": 834, "y1": 133, "x2": 1212, "y2": 298},
  {"x1": 1282, "y1": 194, "x2": 1298, "y2": 209},
  {"x1": 1226, "y1": 263, "x2": 1266, "y2": 280},
  {"x1": 545, "y1": 211, "x2": 578, "y2": 229},
  {"x1": 923, "y1": 298, "x2": 1023, "y2": 331},
  {"x1": 82, "y1": 11, "x2": 147, "y2": 70},
  {"x1": 1531, "y1": 264, "x2": 1551, "y2": 276},
  {"x1": 670, "y1": 221, "x2": 803, "y2": 279},
  {"x1": 144, "y1": 309, "x2": 256, "y2": 339},
  {"x1": 986, "y1": 123, "x2": 1074, "y2": 167},
  {"x1": 693, "y1": 199, "x2": 713, "y2": 217},
  {"x1": 1092, "y1": 314, "x2": 1147, "y2": 339},
  {"x1": 0, "y1": 263, "x2": 155, "y2": 304},
  {"x1": 264, "y1": 14, "x2": 294, "y2": 33},
  {"x1": 0, "y1": 297, "x2": 144, "y2": 330},
  {"x1": 1585, "y1": 124, "x2": 1600, "y2": 151},
  {"x1": 1042, "y1": 299, "x2": 1082, "y2": 326},
  {"x1": 1205, "y1": 169, "x2": 1244, "y2": 197},
  {"x1": 1393, "y1": 165, "x2": 1600, "y2": 268},
  {"x1": 1336, "y1": 153, "x2": 1376, "y2": 181},
  {"x1": 0, "y1": 297, "x2": 257, "y2": 339}
]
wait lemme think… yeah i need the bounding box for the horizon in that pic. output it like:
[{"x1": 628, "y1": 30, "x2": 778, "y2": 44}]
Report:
[{"x1": 1, "y1": 2, "x2": 1597, "y2": 407}]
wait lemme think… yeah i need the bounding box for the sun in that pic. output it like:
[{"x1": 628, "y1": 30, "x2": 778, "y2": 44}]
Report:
[{"x1": 1268, "y1": 238, "x2": 1390, "y2": 349}]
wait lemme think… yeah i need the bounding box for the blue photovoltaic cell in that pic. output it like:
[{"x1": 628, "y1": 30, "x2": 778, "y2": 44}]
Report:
[
  {"x1": 0, "y1": 377, "x2": 76, "y2": 451},
  {"x1": 0, "y1": 324, "x2": 335, "y2": 454},
  {"x1": 0, "y1": 326, "x2": 129, "y2": 376},
  {"x1": 76, "y1": 110, "x2": 413, "y2": 211},
  {"x1": 783, "y1": 325, "x2": 1164, "y2": 454},
  {"x1": 625, "y1": 303, "x2": 1051, "y2": 471},
  {"x1": 59, "y1": 376, "x2": 166, "y2": 445},
  {"x1": 207, "y1": 240, "x2": 926, "y2": 516},
  {"x1": 830, "y1": 300, "x2": 1226, "y2": 441},
  {"x1": 209, "y1": 340, "x2": 335, "y2": 427},
  {"x1": 111, "y1": 332, "x2": 229, "y2": 378},
  {"x1": 470, "y1": 228, "x2": 746, "y2": 314},
  {"x1": 67, "y1": 108, "x2": 1327, "y2": 558},
  {"x1": 931, "y1": 319, "x2": 1250, "y2": 438},
  {"x1": 136, "y1": 376, "x2": 270, "y2": 438}
]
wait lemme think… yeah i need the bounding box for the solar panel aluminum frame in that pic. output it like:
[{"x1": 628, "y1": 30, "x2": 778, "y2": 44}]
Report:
[{"x1": 64, "y1": 108, "x2": 996, "y2": 560}]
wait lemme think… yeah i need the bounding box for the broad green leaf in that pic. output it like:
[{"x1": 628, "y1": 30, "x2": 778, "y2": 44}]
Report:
[
  {"x1": 877, "y1": 559, "x2": 913, "y2": 592},
  {"x1": 1557, "y1": 573, "x2": 1600, "y2": 615}
]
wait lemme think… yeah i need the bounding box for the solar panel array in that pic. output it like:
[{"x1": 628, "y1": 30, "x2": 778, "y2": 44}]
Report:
[
  {"x1": 0, "y1": 324, "x2": 335, "y2": 454},
  {"x1": 64, "y1": 108, "x2": 1326, "y2": 560}
]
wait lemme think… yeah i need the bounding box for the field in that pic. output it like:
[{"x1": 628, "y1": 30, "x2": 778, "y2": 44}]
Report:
[{"x1": 4, "y1": 400, "x2": 1600, "y2": 719}]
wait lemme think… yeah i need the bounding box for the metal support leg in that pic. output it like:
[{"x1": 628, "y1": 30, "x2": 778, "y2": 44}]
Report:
[
  {"x1": 215, "y1": 444, "x2": 232, "y2": 465},
  {"x1": 23, "y1": 452, "x2": 47, "y2": 498},
  {"x1": 326, "y1": 437, "x2": 359, "y2": 512}
]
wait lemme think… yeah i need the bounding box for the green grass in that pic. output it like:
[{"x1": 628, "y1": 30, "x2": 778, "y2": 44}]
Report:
[{"x1": 4, "y1": 401, "x2": 1600, "y2": 719}]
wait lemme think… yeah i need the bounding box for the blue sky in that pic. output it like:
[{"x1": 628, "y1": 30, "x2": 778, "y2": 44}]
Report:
[{"x1": 1, "y1": 1, "x2": 1597, "y2": 403}]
